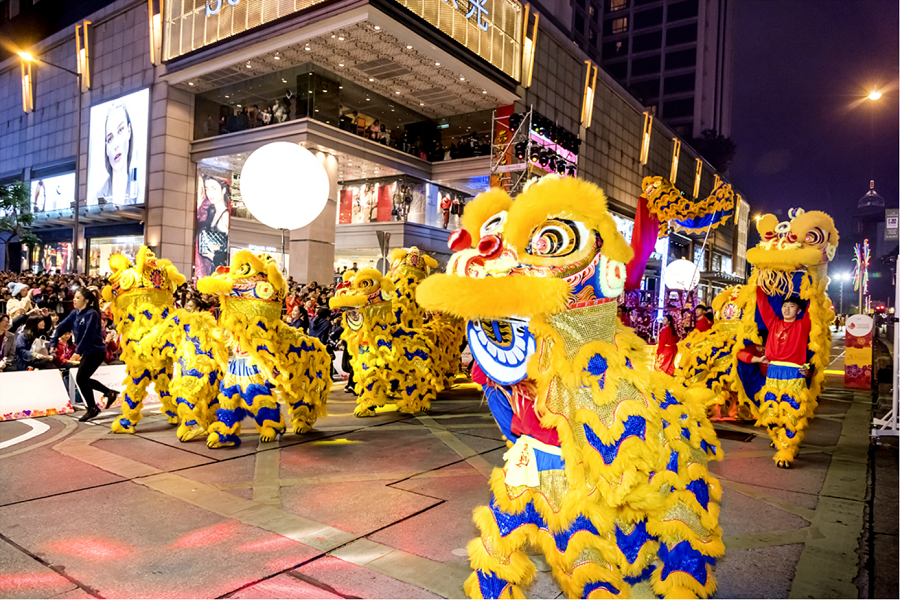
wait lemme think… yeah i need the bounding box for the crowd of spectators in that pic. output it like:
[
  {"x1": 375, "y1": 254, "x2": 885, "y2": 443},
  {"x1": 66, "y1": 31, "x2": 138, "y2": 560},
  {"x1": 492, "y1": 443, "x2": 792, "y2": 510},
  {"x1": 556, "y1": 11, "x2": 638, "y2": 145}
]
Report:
[{"x1": 1, "y1": 271, "x2": 346, "y2": 380}]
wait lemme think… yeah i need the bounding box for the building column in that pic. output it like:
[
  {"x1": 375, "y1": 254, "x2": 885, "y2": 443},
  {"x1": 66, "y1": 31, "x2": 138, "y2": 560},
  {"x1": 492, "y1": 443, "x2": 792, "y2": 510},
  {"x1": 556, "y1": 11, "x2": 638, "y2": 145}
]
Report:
[
  {"x1": 288, "y1": 152, "x2": 337, "y2": 285},
  {"x1": 145, "y1": 82, "x2": 195, "y2": 276}
]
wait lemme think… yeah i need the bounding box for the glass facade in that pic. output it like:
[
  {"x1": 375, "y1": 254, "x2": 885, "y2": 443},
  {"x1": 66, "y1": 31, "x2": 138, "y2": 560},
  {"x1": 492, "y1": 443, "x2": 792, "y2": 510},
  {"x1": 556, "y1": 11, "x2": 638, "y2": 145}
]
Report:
[{"x1": 194, "y1": 65, "x2": 494, "y2": 162}]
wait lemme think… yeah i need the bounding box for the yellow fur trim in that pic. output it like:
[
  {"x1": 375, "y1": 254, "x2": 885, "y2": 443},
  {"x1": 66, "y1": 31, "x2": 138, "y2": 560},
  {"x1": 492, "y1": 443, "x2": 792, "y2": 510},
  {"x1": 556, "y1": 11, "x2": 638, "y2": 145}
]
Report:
[
  {"x1": 461, "y1": 188, "x2": 514, "y2": 243},
  {"x1": 417, "y1": 274, "x2": 570, "y2": 319}
]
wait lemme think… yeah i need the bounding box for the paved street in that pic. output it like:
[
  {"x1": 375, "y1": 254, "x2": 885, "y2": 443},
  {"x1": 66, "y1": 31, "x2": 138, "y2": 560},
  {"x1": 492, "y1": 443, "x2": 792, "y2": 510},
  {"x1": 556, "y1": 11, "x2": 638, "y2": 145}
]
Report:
[{"x1": 0, "y1": 335, "x2": 893, "y2": 599}]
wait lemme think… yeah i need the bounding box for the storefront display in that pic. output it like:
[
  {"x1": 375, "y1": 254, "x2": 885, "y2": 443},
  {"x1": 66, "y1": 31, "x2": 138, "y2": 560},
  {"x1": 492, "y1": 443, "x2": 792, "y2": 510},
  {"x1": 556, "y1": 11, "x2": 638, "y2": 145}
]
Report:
[
  {"x1": 87, "y1": 89, "x2": 150, "y2": 207},
  {"x1": 88, "y1": 235, "x2": 144, "y2": 276},
  {"x1": 337, "y1": 176, "x2": 467, "y2": 229}
]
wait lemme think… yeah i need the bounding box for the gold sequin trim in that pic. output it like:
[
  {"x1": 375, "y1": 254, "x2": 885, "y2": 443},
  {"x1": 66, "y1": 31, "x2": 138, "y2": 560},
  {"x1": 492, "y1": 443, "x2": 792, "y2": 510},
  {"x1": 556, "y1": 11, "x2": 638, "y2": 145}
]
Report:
[
  {"x1": 547, "y1": 301, "x2": 617, "y2": 362},
  {"x1": 221, "y1": 296, "x2": 282, "y2": 322},
  {"x1": 661, "y1": 501, "x2": 711, "y2": 542}
]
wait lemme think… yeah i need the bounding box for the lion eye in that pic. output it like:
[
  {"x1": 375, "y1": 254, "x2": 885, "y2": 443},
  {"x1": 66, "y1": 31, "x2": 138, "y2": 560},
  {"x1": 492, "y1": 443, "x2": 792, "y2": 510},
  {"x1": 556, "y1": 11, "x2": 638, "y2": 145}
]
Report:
[
  {"x1": 805, "y1": 228, "x2": 824, "y2": 245},
  {"x1": 237, "y1": 264, "x2": 252, "y2": 276},
  {"x1": 480, "y1": 211, "x2": 507, "y2": 237},
  {"x1": 526, "y1": 219, "x2": 585, "y2": 258}
]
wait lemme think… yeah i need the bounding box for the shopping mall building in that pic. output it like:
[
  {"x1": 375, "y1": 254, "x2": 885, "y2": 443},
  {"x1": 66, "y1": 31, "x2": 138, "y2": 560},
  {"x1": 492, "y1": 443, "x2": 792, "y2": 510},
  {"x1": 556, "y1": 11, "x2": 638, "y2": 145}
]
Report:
[{"x1": 0, "y1": 0, "x2": 749, "y2": 302}]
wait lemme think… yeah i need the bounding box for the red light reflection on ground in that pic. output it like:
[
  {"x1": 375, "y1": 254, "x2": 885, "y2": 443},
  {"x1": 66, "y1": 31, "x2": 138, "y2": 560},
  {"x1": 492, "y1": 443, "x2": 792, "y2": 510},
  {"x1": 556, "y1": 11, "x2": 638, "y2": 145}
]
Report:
[
  {"x1": 236, "y1": 535, "x2": 299, "y2": 552},
  {"x1": 170, "y1": 520, "x2": 240, "y2": 549},
  {"x1": 0, "y1": 573, "x2": 68, "y2": 589},
  {"x1": 49, "y1": 538, "x2": 135, "y2": 560}
]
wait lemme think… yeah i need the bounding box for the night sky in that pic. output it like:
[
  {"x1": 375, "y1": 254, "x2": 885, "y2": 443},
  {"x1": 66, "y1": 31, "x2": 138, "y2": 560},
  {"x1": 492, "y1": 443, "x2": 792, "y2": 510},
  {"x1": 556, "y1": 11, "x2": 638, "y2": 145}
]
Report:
[{"x1": 729, "y1": 0, "x2": 899, "y2": 300}]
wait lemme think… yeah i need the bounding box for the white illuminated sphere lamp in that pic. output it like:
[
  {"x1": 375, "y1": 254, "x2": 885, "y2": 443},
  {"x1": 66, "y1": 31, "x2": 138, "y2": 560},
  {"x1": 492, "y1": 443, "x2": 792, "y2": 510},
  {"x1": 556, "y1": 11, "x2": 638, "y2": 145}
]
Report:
[
  {"x1": 239, "y1": 142, "x2": 330, "y2": 230},
  {"x1": 664, "y1": 259, "x2": 701, "y2": 291}
]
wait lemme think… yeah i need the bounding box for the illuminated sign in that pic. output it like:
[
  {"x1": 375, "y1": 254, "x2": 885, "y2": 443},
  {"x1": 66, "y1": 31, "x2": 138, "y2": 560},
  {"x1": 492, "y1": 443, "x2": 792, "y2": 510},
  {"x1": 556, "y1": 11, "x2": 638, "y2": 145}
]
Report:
[{"x1": 164, "y1": 0, "x2": 523, "y2": 81}]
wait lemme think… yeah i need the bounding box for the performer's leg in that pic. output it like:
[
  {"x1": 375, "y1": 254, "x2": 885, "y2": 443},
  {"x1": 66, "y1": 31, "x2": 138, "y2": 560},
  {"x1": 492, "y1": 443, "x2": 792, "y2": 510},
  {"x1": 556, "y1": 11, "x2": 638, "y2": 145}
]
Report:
[
  {"x1": 464, "y1": 499, "x2": 537, "y2": 599},
  {"x1": 207, "y1": 392, "x2": 244, "y2": 448},
  {"x1": 111, "y1": 366, "x2": 151, "y2": 434},
  {"x1": 156, "y1": 366, "x2": 178, "y2": 424},
  {"x1": 248, "y1": 385, "x2": 285, "y2": 443}
]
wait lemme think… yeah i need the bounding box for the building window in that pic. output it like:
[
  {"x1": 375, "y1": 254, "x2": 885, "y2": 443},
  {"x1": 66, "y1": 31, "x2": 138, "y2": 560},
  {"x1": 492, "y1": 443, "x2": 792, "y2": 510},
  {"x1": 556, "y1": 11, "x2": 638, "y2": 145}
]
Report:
[
  {"x1": 589, "y1": 28, "x2": 598, "y2": 46},
  {"x1": 608, "y1": 0, "x2": 627, "y2": 12},
  {"x1": 634, "y1": 7, "x2": 663, "y2": 30},
  {"x1": 603, "y1": 39, "x2": 629, "y2": 57},
  {"x1": 663, "y1": 97, "x2": 694, "y2": 118},
  {"x1": 605, "y1": 61, "x2": 628, "y2": 79},
  {"x1": 668, "y1": 0, "x2": 699, "y2": 22},
  {"x1": 613, "y1": 17, "x2": 628, "y2": 34},
  {"x1": 666, "y1": 23, "x2": 698, "y2": 46},
  {"x1": 665, "y1": 48, "x2": 697, "y2": 70},
  {"x1": 575, "y1": 14, "x2": 585, "y2": 35},
  {"x1": 633, "y1": 31, "x2": 662, "y2": 52},
  {"x1": 664, "y1": 72, "x2": 695, "y2": 95},
  {"x1": 631, "y1": 54, "x2": 661, "y2": 77},
  {"x1": 647, "y1": 104, "x2": 658, "y2": 115},
  {"x1": 630, "y1": 78, "x2": 660, "y2": 101}
]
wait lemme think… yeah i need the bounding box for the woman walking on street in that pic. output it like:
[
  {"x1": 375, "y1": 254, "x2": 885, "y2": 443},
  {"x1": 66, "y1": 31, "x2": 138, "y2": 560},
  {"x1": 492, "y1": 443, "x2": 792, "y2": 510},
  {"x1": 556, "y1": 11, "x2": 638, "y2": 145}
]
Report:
[{"x1": 50, "y1": 287, "x2": 119, "y2": 422}]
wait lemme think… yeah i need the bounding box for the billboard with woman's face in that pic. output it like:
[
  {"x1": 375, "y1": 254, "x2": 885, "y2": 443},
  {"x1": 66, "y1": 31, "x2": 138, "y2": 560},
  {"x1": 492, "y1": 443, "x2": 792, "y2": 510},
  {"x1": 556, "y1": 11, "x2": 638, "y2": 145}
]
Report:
[
  {"x1": 194, "y1": 167, "x2": 232, "y2": 279},
  {"x1": 87, "y1": 88, "x2": 150, "y2": 206}
]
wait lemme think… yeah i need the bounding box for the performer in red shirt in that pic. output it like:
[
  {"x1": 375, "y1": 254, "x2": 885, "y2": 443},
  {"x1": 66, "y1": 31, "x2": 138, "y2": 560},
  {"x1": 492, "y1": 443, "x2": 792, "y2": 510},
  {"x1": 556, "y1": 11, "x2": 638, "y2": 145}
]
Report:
[
  {"x1": 749, "y1": 290, "x2": 812, "y2": 468},
  {"x1": 694, "y1": 305, "x2": 712, "y2": 332},
  {"x1": 654, "y1": 314, "x2": 679, "y2": 375}
]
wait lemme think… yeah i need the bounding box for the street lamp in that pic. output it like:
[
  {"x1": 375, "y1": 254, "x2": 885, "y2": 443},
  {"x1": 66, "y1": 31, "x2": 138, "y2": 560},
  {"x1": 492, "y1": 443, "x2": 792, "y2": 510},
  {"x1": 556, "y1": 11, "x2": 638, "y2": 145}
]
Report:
[
  {"x1": 18, "y1": 51, "x2": 83, "y2": 275},
  {"x1": 868, "y1": 89, "x2": 882, "y2": 101},
  {"x1": 831, "y1": 272, "x2": 851, "y2": 315}
]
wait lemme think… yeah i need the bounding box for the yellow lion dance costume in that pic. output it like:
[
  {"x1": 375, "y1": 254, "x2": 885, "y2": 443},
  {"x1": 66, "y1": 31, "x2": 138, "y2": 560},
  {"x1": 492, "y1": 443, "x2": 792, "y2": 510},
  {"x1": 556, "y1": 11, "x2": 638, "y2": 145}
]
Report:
[
  {"x1": 389, "y1": 246, "x2": 466, "y2": 386},
  {"x1": 197, "y1": 251, "x2": 331, "y2": 448},
  {"x1": 732, "y1": 208, "x2": 838, "y2": 468},
  {"x1": 331, "y1": 268, "x2": 441, "y2": 417},
  {"x1": 418, "y1": 177, "x2": 724, "y2": 599},
  {"x1": 674, "y1": 286, "x2": 754, "y2": 420},
  {"x1": 103, "y1": 247, "x2": 182, "y2": 434}
]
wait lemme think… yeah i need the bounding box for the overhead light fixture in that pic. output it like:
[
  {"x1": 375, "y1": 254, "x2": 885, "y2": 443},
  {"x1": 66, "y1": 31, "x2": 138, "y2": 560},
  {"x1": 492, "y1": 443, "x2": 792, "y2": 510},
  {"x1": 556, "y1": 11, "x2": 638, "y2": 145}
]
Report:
[
  {"x1": 435, "y1": 62, "x2": 440, "y2": 66},
  {"x1": 339, "y1": 63, "x2": 344, "y2": 67},
  {"x1": 419, "y1": 102, "x2": 424, "y2": 106},
  {"x1": 374, "y1": 25, "x2": 381, "y2": 30},
  {"x1": 274, "y1": 56, "x2": 280, "y2": 60},
  {"x1": 482, "y1": 90, "x2": 487, "y2": 94},
  {"x1": 460, "y1": 76, "x2": 465, "y2": 81},
  {"x1": 305, "y1": 46, "x2": 311, "y2": 51},
  {"x1": 282, "y1": 79, "x2": 287, "y2": 83},
  {"x1": 369, "y1": 78, "x2": 374, "y2": 81},
  {"x1": 338, "y1": 36, "x2": 344, "y2": 41},
  {"x1": 188, "y1": 82, "x2": 194, "y2": 86},
  {"x1": 406, "y1": 45, "x2": 412, "y2": 49},
  {"x1": 395, "y1": 91, "x2": 400, "y2": 95},
  {"x1": 246, "y1": 64, "x2": 252, "y2": 68},
  {"x1": 331, "y1": 35, "x2": 335, "y2": 38}
]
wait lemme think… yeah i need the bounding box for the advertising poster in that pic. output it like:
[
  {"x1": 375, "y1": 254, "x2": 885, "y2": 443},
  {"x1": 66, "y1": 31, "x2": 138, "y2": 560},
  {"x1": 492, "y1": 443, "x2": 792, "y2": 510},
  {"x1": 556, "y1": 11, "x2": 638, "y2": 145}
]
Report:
[
  {"x1": 844, "y1": 314, "x2": 873, "y2": 389},
  {"x1": 30, "y1": 173, "x2": 75, "y2": 213},
  {"x1": 194, "y1": 166, "x2": 232, "y2": 279},
  {"x1": 87, "y1": 88, "x2": 150, "y2": 207}
]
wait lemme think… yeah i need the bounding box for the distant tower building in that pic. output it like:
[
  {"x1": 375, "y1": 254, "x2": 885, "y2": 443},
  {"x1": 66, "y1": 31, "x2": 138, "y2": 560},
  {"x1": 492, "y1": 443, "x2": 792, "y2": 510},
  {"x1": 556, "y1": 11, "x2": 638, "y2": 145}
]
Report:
[
  {"x1": 566, "y1": 0, "x2": 734, "y2": 139},
  {"x1": 854, "y1": 180, "x2": 887, "y2": 257}
]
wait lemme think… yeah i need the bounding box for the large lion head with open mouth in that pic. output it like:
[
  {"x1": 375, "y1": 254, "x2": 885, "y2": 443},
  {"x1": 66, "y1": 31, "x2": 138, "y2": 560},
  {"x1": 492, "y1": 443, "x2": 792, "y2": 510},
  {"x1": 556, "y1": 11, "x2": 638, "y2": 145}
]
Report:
[
  {"x1": 747, "y1": 208, "x2": 839, "y2": 297},
  {"x1": 417, "y1": 176, "x2": 633, "y2": 384}
]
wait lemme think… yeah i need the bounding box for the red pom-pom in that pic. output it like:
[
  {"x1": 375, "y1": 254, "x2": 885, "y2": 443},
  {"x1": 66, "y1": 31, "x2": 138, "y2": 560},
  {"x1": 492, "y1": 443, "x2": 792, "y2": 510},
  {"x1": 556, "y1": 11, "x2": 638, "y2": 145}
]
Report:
[
  {"x1": 215, "y1": 266, "x2": 230, "y2": 274},
  {"x1": 478, "y1": 235, "x2": 503, "y2": 260},
  {"x1": 448, "y1": 228, "x2": 472, "y2": 253}
]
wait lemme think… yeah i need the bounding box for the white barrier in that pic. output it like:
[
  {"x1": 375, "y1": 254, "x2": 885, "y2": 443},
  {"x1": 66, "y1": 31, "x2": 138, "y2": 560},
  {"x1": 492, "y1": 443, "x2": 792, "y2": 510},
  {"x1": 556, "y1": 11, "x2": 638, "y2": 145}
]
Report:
[
  {"x1": 0, "y1": 370, "x2": 73, "y2": 422},
  {"x1": 66, "y1": 364, "x2": 161, "y2": 408}
]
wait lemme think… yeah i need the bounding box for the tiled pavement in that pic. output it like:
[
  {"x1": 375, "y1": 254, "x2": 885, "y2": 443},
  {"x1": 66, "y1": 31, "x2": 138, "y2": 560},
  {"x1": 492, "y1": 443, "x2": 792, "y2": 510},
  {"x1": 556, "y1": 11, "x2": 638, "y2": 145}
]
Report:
[{"x1": 0, "y1": 346, "x2": 881, "y2": 599}]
